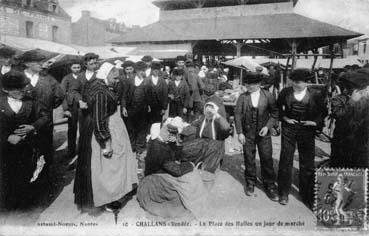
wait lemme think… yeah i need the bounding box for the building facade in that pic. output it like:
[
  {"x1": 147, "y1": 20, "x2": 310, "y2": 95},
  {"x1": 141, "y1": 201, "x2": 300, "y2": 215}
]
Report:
[
  {"x1": 0, "y1": 0, "x2": 72, "y2": 44},
  {"x1": 71, "y1": 10, "x2": 130, "y2": 46},
  {"x1": 347, "y1": 38, "x2": 369, "y2": 64}
]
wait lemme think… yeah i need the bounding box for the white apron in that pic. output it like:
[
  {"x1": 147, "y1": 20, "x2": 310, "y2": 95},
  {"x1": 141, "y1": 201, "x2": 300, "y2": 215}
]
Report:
[{"x1": 91, "y1": 110, "x2": 138, "y2": 207}]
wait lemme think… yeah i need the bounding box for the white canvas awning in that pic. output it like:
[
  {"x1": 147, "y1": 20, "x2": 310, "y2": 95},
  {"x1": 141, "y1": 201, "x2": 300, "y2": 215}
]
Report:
[
  {"x1": 126, "y1": 43, "x2": 192, "y2": 59},
  {"x1": 0, "y1": 35, "x2": 82, "y2": 55}
]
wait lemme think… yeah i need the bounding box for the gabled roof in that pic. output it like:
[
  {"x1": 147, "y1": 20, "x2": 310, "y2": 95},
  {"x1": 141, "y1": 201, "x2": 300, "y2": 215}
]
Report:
[
  {"x1": 110, "y1": 13, "x2": 361, "y2": 44},
  {"x1": 152, "y1": 0, "x2": 292, "y2": 8}
]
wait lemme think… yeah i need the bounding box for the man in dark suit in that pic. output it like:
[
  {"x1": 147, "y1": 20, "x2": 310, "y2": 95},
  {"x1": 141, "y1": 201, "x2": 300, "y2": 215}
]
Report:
[
  {"x1": 121, "y1": 61, "x2": 152, "y2": 156},
  {"x1": 0, "y1": 47, "x2": 17, "y2": 94},
  {"x1": 277, "y1": 68, "x2": 327, "y2": 208},
  {"x1": 146, "y1": 61, "x2": 168, "y2": 125},
  {"x1": 235, "y1": 72, "x2": 279, "y2": 201},
  {"x1": 61, "y1": 59, "x2": 82, "y2": 158},
  {"x1": 142, "y1": 55, "x2": 153, "y2": 78},
  {"x1": 20, "y1": 50, "x2": 64, "y2": 166}
]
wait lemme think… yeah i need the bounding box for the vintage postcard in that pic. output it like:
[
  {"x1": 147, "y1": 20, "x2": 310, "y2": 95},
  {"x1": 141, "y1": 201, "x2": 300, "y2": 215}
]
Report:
[{"x1": 1, "y1": 0, "x2": 369, "y2": 235}]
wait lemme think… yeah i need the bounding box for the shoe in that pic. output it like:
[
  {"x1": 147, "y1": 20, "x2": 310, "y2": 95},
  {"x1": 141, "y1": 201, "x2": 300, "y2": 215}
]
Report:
[
  {"x1": 244, "y1": 185, "x2": 254, "y2": 196},
  {"x1": 279, "y1": 195, "x2": 289, "y2": 205},
  {"x1": 265, "y1": 185, "x2": 278, "y2": 202},
  {"x1": 105, "y1": 201, "x2": 122, "y2": 212}
]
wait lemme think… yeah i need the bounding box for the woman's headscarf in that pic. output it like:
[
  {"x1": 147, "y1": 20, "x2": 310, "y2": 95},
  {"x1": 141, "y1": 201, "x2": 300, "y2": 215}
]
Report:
[{"x1": 96, "y1": 62, "x2": 115, "y2": 85}]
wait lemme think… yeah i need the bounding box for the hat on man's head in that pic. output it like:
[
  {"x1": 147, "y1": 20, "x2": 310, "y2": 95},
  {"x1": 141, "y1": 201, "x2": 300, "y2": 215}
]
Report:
[
  {"x1": 242, "y1": 72, "x2": 262, "y2": 84},
  {"x1": 122, "y1": 60, "x2": 135, "y2": 68},
  {"x1": 0, "y1": 47, "x2": 16, "y2": 58},
  {"x1": 343, "y1": 69, "x2": 369, "y2": 90},
  {"x1": 151, "y1": 61, "x2": 162, "y2": 70},
  {"x1": 289, "y1": 68, "x2": 314, "y2": 82},
  {"x1": 185, "y1": 61, "x2": 195, "y2": 68},
  {"x1": 135, "y1": 61, "x2": 147, "y2": 71},
  {"x1": 141, "y1": 55, "x2": 153, "y2": 62},
  {"x1": 176, "y1": 55, "x2": 186, "y2": 62},
  {"x1": 255, "y1": 66, "x2": 263, "y2": 72},
  {"x1": 69, "y1": 58, "x2": 81, "y2": 66},
  {"x1": 18, "y1": 49, "x2": 46, "y2": 63},
  {"x1": 83, "y1": 52, "x2": 99, "y2": 62},
  {"x1": 2, "y1": 71, "x2": 30, "y2": 90},
  {"x1": 172, "y1": 68, "x2": 184, "y2": 76}
]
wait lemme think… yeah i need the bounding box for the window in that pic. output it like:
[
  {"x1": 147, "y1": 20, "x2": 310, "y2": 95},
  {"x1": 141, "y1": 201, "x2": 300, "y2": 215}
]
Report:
[
  {"x1": 363, "y1": 43, "x2": 367, "y2": 54},
  {"x1": 26, "y1": 21, "x2": 34, "y2": 38},
  {"x1": 52, "y1": 25, "x2": 58, "y2": 42}
]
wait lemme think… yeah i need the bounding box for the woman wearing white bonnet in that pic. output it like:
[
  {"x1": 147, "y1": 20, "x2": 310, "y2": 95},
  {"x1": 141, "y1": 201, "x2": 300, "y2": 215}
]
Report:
[
  {"x1": 137, "y1": 117, "x2": 206, "y2": 219},
  {"x1": 74, "y1": 62, "x2": 138, "y2": 215}
]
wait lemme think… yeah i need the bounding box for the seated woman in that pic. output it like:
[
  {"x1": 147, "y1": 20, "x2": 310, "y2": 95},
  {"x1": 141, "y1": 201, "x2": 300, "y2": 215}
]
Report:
[
  {"x1": 137, "y1": 118, "x2": 207, "y2": 219},
  {"x1": 0, "y1": 71, "x2": 49, "y2": 212},
  {"x1": 181, "y1": 96, "x2": 231, "y2": 173}
]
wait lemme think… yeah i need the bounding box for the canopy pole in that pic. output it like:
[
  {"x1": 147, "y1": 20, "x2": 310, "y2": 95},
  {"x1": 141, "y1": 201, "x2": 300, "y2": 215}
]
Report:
[
  {"x1": 291, "y1": 39, "x2": 297, "y2": 70},
  {"x1": 240, "y1": 68, "x2": 243, "y2": 85}
]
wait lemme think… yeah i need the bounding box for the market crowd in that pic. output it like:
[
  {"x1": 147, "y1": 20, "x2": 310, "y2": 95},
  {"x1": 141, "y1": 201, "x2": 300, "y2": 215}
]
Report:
[{"x1": 0, "y1": 47, "x2": 368, "y2": 218}]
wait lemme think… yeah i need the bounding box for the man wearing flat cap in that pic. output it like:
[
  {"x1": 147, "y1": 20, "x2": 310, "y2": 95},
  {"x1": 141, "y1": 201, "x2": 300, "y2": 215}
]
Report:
[
  {"x1": 60, "y1": 59, "x2": 82, "y2": 159},
  {"x1": 0, "y1": 47, "x2": 17, "y2": 93},
  {"x1": 141, "y1": 55, "x2": 153, "y2": 77},
  {"x1": 121, "y1": 61, "x2": 152, "y2": 158},
  {"x1": 146, "y1": 61, "x2": 168, "y2": 125},
  {"x1": 20, "y1": 49, "x2": 64, "y2": 170},
  {"x1": 235, "y1": 72, "x2": 279, "y2": 201},
  {"x1": 331, "y1": 69, "x2": 369, "y2": 168},
  {"x1": 277, "y1": 68, "x2": 327, "y2": 209}
]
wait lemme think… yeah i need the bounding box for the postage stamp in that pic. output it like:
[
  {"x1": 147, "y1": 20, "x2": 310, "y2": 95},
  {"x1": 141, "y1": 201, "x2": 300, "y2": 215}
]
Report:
[{"x1": 315, "y1": 168, "x2": 368, "y2": 230}]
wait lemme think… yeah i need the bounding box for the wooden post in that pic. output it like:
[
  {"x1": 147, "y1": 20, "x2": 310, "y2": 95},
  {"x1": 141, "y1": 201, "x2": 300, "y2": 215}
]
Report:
[
  {"x1": 236, "y1": 40, "x2": 242, "y2": 57},
  {"x1": 291, "y1": 39, "x2": 297, "y2": 70}
]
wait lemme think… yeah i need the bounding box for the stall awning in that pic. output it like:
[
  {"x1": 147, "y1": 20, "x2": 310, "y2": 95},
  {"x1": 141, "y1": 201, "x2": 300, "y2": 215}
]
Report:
[
  {"x1": 0, "y1": 35, "x2": 82, "y2": 55},
  {"x1": 127, "y1": 43, "x2": 192, "y2": 59},
  {"x1": 71, "y1": 45, "x2": 136, "y2": 59},
  {"x1": 253, "y1": 57, "x2": 363, "y2": 69}
]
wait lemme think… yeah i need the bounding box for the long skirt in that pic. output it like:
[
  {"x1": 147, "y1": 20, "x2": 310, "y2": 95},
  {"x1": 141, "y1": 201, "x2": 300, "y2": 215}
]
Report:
[
  {"x1": 1, "y1": 140, "x2": 36, "y2": 211},
  {"x1": 181, "y1": 138, "x2": 225, "y2": 173},
  {"x1": 90, "y1": 110, "x2": 138, "y2": 207},
  {"x1": 74, "y1": 109, "x2": 138, "y2": 210},
  {"x1": 74, "y1": 111, "x2": 94, "y2": 211},
  {"x1": 137, "y1": 169, "x2": 207, "y2": 219}
]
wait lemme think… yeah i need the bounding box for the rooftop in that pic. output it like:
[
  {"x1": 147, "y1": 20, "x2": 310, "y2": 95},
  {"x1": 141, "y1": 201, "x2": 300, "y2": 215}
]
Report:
[
  {"x1": 153, "y1": 0, "x2": 298, "y2": 10},
  {"x1": 110, "y1": 13, "x2": 361, "y2": 52},
  {"x1": 0, "y1": 0, "x2": 71, "y2": 19}
]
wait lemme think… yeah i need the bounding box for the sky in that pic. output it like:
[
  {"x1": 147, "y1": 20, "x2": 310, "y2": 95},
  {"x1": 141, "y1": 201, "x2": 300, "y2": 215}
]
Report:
[{"x1": 59, "y1": 0, "x2": 369, "y2": 36}]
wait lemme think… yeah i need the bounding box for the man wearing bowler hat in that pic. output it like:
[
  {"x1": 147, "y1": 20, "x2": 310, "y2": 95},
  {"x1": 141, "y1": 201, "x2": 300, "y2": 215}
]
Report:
[
  {"x1": 121, "y1": 61, "x2": 152, "y2": 157},
  {"x1": 235, "y1": 72, "x2": 279, "y2": 201},
  {"x1": 0, "y1": 47, "x2": 17, "y2": 93},
  {"x1": 277, "y1": 68, "x2": 327, "y2": 208},
  {"x1": 146, "y1": 61, "x2": 168, "y2": 125},
  {"x1": 142, "y1": 55, "x2": 153, "y2": 77},
  {"x1": 20, "y1": 49, "x2": 64, "y2": 167}
]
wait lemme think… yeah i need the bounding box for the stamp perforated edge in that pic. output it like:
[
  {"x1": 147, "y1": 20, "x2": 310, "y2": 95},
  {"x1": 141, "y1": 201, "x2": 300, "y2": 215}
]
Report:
[{"x1": 314, "y1": 167, "x2": 368, "y2": 231}]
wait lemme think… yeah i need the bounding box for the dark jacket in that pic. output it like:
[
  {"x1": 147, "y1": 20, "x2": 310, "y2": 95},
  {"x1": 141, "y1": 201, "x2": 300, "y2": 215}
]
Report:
[
  {"x1": 60, "y1": 73, "x2": 82, "y2": 111},
  {"x1": 144, "y1": 139, "x2": 193, "y2": 177},
  {"x1": 120, "y1": 76, "x2": 151, "y2": 111},
  {"x1": 277, "y1": 86, "x2": 327, "y2": 130},
  {"x1": 191, "y1": 115, "x2": 231, "y2": 141},
  {"x1": 146, "y1": 75, "x2": 168, "y2": 110},
  {"x1": 168, "y1": 80, "x2": 191, "y2": 108},
  {"x1": 78, "y1": 71, "x2": 96, "y2": 103},
  {"x1": 235, "y1": 89, "x2": 278, "y2": 138},
  {"x1": 24, "y1": 74, "x2": 64, "y2": 130}
]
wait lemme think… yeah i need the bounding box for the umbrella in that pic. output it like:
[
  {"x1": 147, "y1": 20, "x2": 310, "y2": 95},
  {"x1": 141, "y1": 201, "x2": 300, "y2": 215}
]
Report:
[{"x1": 222, "y1": 57, "x2": 269, "y2": 75}]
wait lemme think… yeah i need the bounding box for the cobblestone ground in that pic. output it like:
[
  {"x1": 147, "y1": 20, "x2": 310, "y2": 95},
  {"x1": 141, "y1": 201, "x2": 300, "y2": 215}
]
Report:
[{"x1": 0, "y1": 119, "x2": 330, "y2": 234}]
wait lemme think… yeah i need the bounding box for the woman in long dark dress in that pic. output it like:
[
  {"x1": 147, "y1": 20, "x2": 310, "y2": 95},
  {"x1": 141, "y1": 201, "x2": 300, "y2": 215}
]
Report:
[
  {"x1": 74, "y1": 62, "x2": 138, "y2": 215},
  {"x1": 0, "y1": 71, "x2": 48, "y2": 212}
]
